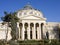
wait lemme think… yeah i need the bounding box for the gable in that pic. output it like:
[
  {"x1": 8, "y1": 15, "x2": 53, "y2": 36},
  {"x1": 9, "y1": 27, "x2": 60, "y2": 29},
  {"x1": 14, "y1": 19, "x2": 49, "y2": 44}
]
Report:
[{"x1": 20, "y1": 15, "x2": 46, "y2": 20}]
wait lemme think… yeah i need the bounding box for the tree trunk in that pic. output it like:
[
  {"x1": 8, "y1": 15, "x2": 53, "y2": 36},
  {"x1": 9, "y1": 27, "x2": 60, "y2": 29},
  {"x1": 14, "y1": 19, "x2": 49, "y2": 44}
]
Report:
[{"x1": 6, "y1": 22, "x2": 9, "y2": 41}]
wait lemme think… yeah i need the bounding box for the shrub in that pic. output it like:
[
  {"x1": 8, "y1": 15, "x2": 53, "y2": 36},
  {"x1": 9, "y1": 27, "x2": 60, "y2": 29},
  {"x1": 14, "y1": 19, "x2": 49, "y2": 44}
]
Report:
[
  {"x1": 8, "y1": 40, "x2": 19, "y2": 45},
  {"x1": 8, "y1": 39, "x2": 60, "y2": 45},
  {"x1": 0, "y1": 40, "x2": 5, "y2": 45}
]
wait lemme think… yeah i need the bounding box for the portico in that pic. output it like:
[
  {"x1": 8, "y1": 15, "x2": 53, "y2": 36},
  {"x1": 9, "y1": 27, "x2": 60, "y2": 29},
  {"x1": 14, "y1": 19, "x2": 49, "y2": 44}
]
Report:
[{"x1": 17, "y1": 22, "x2": 44, "y2": 40}]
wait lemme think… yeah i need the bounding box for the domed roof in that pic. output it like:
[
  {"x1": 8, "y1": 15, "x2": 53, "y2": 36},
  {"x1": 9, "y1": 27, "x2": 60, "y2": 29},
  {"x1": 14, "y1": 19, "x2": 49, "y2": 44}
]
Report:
[
  {"x1": 17, "y1": 4, "x2": 45, "y2": 18},
  {"x1": 22, "y1": 4, "x2": 34, "y2": 10}
]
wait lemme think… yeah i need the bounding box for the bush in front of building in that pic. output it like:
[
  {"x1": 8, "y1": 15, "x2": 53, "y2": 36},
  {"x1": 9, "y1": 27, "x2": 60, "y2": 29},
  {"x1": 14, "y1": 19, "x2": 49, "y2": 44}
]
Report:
[
  {"x1": 17, "y1": 39, "x2": 60, "y2": 45},
  {"x1": 0, "y1": 40, "x2": 6, "y2": 45},
  {"x1": 49, "y1": 39, "x2": 60, "y2": 45},
  {"x1": 8, "y1": 40, "x2": 19, "y2": 45},
  {"x1": 3, "y1": 39, "x2": 60, "y2": 45}
]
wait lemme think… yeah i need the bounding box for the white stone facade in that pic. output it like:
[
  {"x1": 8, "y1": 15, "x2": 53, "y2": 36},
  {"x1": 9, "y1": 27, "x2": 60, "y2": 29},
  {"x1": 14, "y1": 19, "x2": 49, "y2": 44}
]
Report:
[{"x1": 0, "y1": 4, "x2": 60, "y2": 40}]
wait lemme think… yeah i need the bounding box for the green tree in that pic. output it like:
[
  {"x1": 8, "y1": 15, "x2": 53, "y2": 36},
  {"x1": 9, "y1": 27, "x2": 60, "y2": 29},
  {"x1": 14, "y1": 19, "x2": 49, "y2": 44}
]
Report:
[
  {"x1": 1, "y1": 11, "x2": 19, "y2": 41},
  {"x1": 1, "y1": 12, "x2": 12, "y2": 41},
  {"x1": 10, "y1": 12, "x2": 19, "y2": 40},
  {"x1": 52, "y1": 25, "x2": 60, "y2": 40},
  {"x1": 56, "y1": 25, "x2": 60, "y2": 40}
]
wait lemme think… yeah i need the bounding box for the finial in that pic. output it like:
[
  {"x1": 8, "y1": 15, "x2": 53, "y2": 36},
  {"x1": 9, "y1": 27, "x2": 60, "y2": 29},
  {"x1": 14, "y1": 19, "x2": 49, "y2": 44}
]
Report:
[
  {"x1": 27, "y1": 2, "x2": 30, "y2": 5},
  {"x1": 23, "y1": 2, "x2": 33, "y2": 9}
]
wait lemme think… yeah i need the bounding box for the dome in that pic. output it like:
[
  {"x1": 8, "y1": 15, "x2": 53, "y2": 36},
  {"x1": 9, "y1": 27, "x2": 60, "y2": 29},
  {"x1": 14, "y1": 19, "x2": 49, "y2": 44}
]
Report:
[{"x1": 17, "y1": 4, "x2": 44, "y2": 18}]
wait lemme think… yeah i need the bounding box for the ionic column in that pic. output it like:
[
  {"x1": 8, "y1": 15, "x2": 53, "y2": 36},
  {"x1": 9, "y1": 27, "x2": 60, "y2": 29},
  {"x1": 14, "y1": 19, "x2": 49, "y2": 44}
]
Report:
[
  {"x1": 17, "y1": 22, "x2": 20, "y2": 40},
  {"x1": 37, "y1": 26, "x2": 40, "y2": 40},
  {"x1": 22, "y1": 23, "x2": 25, "y2": 40},
  {"x1": 33, "y1": 23, "x2": 36, "y2": 39},
  {"x1": 27, "y1": 23, "x2": 30, "y2": 40},
  {"x1": 39, "y1": 23, "x2": 41, "y2": 39},
  {"x1": 43, "y1": 24, "x2": 45, "y2": 39}
]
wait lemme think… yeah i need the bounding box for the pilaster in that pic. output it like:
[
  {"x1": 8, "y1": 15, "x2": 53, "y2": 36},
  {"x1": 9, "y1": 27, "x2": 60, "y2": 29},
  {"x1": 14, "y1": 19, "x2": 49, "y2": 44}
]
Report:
[
  {"x1": 39, "y1": 23, "x2": 41, "y2": 39},
  {"x1": 33, "y1": 23, "x2": 36, "y2": 40},
  {"x1": 17, "y1": 22, "x2": 20, "y2": 40},
  {"x1": 22, "y1": 23, "x2": 25, "y2": 40}
]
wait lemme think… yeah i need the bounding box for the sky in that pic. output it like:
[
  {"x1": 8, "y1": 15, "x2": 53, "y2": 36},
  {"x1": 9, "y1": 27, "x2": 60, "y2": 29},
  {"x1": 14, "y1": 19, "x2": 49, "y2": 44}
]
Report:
[{"x1": 0, "y1": 0, "x2": 60, "y2": 22}]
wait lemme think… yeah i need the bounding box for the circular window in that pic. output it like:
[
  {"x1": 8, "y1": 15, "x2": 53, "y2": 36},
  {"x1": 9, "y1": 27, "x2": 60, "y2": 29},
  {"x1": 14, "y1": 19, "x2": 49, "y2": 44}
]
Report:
[
  {"x1": 24, "y1": 12, "x2": 27, "y2": 15},
  {"x1": 29, "y1": 11, "x2": 33, "y2": 14}
]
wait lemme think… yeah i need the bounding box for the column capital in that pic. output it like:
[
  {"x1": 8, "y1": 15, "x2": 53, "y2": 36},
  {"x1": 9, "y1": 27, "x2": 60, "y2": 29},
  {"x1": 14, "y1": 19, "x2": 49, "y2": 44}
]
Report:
[
  {"x1": 34, "y1": 22, "x2": 36, "y2": 25},
  {"x1": 17, "y1": 22, "x2": 19, "y2": 27},
  {"x1": 22, "y1": 22, "x2": 25, "y2": 24},
  {"x1": 39, "y1": 23, "x2": 41, "y2": 25},
  {"x1": 28, "y1": 22, "x2": 30, "y2": 25}
]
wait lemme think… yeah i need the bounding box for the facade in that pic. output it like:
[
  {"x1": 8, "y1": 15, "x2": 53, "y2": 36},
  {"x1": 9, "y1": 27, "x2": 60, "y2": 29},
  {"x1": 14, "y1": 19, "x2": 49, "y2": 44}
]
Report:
[{"x1": 0, "y1": 4, "x2": 60, "y2": 40}]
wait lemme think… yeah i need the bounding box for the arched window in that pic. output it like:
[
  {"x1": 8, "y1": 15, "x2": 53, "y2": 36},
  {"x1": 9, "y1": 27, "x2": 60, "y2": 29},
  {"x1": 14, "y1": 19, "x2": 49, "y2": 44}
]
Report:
[
  {"x1": 30, "y1": 23, "x2": 34, "y2": 27},
  {"x1": 24, "y1": 23, "x2": 28, "y2": 27},
  {"x1": 19, "y1": 23, "x2": 23, "y2": 28},
  {"x1": 36, "y1": 23, "x2": 39, "y2": 27}
]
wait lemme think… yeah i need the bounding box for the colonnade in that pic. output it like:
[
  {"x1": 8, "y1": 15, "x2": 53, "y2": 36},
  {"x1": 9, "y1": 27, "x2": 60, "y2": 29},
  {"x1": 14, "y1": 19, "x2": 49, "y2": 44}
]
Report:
[{"x1": 17, "y1": 22, "x2": 44, "y2": 40}]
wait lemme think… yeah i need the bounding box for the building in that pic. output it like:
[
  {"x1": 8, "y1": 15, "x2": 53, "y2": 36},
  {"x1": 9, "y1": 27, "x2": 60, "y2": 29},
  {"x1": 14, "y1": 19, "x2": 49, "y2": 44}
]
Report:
[{"x1": 0, "y1": 4, "x2": 60, "y2": 40}]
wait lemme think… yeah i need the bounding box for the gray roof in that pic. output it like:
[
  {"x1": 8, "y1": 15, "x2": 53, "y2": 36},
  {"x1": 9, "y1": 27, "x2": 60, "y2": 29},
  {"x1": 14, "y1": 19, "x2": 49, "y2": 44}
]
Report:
[
  {"x1": 17, "y1": 4, "x2": 41, "y2": 13},
  {"x1": 22, "y1": 4, "x2": 35, "y2": 10}
]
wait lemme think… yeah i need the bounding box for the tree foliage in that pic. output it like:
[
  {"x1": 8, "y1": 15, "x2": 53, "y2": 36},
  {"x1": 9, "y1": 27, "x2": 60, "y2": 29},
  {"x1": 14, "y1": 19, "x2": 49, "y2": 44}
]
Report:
[
  {"x1": 52, "y1": 25, "x2": 60, "y2": 40},
  {"x1": 1, "y1": 11, "x2": 19, "y2": 40},
  {"x1": 1, "y1": 12, "x2": 19, "y2": 22}
]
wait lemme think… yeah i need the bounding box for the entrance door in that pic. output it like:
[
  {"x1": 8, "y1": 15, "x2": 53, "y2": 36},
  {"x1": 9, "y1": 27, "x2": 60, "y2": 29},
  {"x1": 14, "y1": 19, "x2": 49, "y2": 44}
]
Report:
[{"x1": 24, "y1": 31, "x2": 27, "y2": 39}]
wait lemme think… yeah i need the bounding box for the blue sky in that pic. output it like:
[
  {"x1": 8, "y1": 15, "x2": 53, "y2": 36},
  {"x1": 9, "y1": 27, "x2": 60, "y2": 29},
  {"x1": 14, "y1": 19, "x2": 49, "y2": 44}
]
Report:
[{"x1": 0, "y1": 0, "x2": 60, "y2": 22}]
